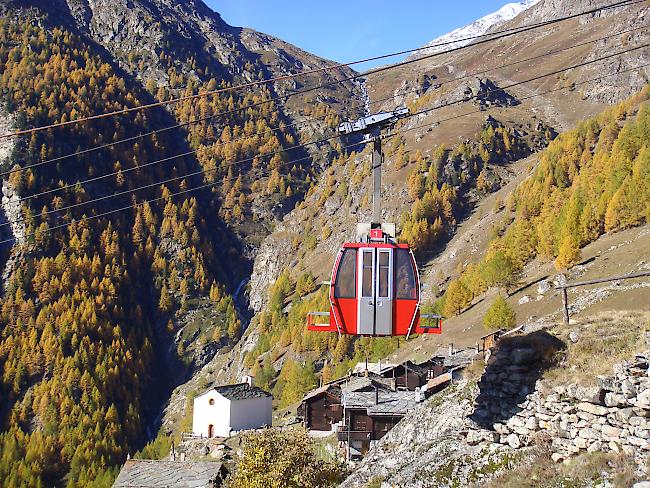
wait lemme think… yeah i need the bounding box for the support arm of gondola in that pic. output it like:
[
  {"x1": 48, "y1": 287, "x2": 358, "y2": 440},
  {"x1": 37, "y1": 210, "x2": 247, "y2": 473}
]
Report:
[{"x1": 372, "y1": 137, "x2": 382, "y2": 225}]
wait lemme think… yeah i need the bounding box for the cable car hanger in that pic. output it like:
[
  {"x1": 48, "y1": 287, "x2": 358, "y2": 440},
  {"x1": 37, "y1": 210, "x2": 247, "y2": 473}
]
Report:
[
  {"x1": 338, "y1": 106, "x2": 408, "y2": 243},
  {"x1": 307, "y1": 106, "x2": 442, "y2": 338}
]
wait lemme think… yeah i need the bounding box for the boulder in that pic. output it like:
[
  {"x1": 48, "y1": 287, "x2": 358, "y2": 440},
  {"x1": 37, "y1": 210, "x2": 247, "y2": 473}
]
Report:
[
  {"x1": 577, "y1": 412, "x2": 595, "y2": 422},
  {"x1": 514, "y1": 426, "x2": 530, "y2": 436},
  {"x1": 578, "y1": 428, "x2": 599, "y2": 440},
  {"x1": 587, "y1": 440, "x2": 604, "y2": 453},
  {"x1": 597, "y1": 375, "x2": 621, "y2": 393},
  {"x1": 570, "y1": 385, "x2": 605, "y2": 404},
  {"x1": 604, "y1": 392, "x2": 628, "y2": 408},
  {"x1": 622, "y1": 379, "x2": 639, "y2": 398},
  {"x1": 525, "y1": 417, "x2": 539, "y2": 431},
  {"x1": 574, "y1": 437, "x2": 588, "y2": 449},
  {"x1": 630, "y1": 416, "x2": 649, "y2": 428},
  {"x1": 506, "y1": 416, "x2": 525, "y2": 429},
  {"x1": 636, "y1": 389, "x2": 650, "y2": 409},
  {"x1": 506, "y1": 433, "x2": 521, "y2": 449},
  {"x1": 615, "y1": 407, "x2": 635, "y2": 423},
  {"x1": 577, "y1": 402, "x2": 608, "y2": 416},
  {"x1": 601, "y1": 425, "x2": 623, "y2": 440},
  {"x1": 466, "y1": 429, "x2": 483, "y2": 446},
  {"x1": 537, "y1": 280, "x2": 551, "y2": 295},
  {"x1": 627, "y1": 436, "x2": 649, "y2": 449}
]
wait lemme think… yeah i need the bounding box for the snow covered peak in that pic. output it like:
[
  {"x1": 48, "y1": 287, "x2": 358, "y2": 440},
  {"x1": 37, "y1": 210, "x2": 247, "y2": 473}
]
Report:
[{"x1": 406, "y1": 0, "x2": 541, "y2": 60}]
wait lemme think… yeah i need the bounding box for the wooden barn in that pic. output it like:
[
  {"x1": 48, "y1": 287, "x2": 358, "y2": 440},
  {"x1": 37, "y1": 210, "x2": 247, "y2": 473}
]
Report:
[{"x1": 298, "y1": 383, "x2": 343, "y2": 432}]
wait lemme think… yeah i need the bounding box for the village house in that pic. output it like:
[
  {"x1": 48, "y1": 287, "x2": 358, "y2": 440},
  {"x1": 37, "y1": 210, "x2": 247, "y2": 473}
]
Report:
[
  {"x1": 298, "y1": 383, "x2": 343, "y2": 432},
  {"x1": 299, "y1": 358, "x2": 449, "y2": 434},
  {"x1": 192, "y1": 381, "x2": 272, "y2": 438},
  {"x1": 298, "y1": 374, "x2": 391, "y2": 431},
  {"x1": 354, "y1": 358, "x2": 446, "y2": 390},
  {"x1": 338, "y1": 388, "x2": 424, "y2": 460}
]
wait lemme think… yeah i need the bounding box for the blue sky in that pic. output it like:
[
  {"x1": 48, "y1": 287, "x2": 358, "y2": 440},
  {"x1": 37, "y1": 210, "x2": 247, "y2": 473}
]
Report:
[{"x1": 206, "y1": 1, "x2": 509, "y2": 71}]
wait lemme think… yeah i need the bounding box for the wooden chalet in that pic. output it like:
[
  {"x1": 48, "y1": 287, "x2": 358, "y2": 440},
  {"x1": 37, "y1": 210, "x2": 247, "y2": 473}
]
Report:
[
  {"x1": 377, "y1": 360, "x2": 445, "y2": 390},
  {"x1": 297, "y1": 383, "x2": 342, "y2": 431},
  {"x1": 298, "y1": 374, "x2": 392, "y2": 431},
  {"x1": 357, "y1": 359, "x2": 445, "y2": 391},
  {"x1": 338, "y1": 388, "x2": 422, "y2": 460},
  {"x1": 299, "y1": 358, "x2": 448, "y2": 443}
]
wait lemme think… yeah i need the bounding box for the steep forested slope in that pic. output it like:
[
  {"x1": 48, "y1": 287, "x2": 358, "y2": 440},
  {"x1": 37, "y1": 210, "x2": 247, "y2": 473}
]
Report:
[
  {"x1": 0, "y1": 19, "x2": 214, "y2": 486},
  {"x1": 0, "y1": 1, "x2": 363, "y2": 486}
]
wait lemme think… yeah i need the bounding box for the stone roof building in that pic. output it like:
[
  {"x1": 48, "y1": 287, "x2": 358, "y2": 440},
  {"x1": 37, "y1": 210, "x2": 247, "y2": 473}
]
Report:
[
  {"x1": 112, "y1": 459, "x2": 227, "y2": 488},
  {"x1": 339, "y1": 388, "x2": 424, "y2": 460}
]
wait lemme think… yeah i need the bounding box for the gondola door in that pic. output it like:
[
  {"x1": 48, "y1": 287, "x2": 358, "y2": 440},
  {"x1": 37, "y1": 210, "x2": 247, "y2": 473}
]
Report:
[{"x1": 357, "y1": 247, "x2": 393, "y2": 336}]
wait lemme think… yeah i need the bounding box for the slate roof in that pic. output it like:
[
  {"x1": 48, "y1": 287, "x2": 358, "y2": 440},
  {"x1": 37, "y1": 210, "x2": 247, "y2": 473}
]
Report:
[
  {"x1": 301, "y1": 383, "x2": 342, "y2": 402},
  {"x1": 353, "y1": 361, "x2": 397, "y2": 375},
  {"x1": 342, "y1": 390, "x2": 418, "y2": 416},
  {"x1": 341, "y1": 376, "x2": 392, "y2": 393},
  {"x1": 205, "y1": 383, "x2": 272, "y2": 401},
  {"x1": 112, "y1": 460, "x2": 226, "y2": 488}
]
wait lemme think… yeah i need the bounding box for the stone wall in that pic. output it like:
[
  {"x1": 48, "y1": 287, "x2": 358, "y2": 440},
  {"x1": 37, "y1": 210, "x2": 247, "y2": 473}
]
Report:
[{"x1": 468, "y1": 333, "x2": 649, "y2": 464}]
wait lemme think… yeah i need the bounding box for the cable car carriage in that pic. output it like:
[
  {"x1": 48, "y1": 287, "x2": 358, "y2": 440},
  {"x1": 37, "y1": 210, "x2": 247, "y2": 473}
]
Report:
[
  {"x1": 307, "y1": 225, "x2": 442, "y2": 337},
  {"x1": 307, "y1": 107, "x2": 442, "y2": 337}
]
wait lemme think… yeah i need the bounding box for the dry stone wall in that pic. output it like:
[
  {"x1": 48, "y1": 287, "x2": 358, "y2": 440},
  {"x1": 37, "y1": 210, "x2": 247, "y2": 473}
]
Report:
[{"x1": 468, "y1": 335, "x2": 650, "y2": 465}]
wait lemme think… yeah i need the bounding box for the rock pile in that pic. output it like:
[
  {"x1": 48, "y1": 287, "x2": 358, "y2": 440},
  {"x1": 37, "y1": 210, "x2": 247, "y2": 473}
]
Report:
[
  {"x1": 464, "y1": 78, "x2": 520, "y2": 109},
  {"x1": 468, "y1": 333, "x2": 649, "y2": 464}
]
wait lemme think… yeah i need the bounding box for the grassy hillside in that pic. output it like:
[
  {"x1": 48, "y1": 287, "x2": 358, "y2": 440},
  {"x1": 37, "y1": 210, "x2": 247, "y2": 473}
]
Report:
[{"x1": 439, "y1": 87, "x2": 649, "y2": 319}]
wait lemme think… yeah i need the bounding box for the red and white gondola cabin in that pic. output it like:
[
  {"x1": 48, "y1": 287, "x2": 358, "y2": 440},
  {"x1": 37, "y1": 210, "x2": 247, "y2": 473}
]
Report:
[{"x1": 307, "y1": 231, "x2": 442, "y2": 337}]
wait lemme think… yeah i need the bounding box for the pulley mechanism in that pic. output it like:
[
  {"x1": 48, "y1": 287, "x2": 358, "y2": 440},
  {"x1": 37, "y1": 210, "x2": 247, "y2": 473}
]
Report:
[{"x1": 337, "y1": 106, "x2": 409, "y2": 137}]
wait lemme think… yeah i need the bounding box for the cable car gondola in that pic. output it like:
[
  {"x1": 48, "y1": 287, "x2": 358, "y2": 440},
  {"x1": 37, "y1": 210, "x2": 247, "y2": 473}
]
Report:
[{"x1": 307, "y1": 108, "x2": 442, "y2": 338}]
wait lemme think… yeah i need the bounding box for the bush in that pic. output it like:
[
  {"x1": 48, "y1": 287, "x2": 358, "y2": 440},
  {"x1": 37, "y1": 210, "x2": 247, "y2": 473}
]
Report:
[
  {"x1": 229, "y1": 428, "x2": 348, "y2": 488},
  {"x1": 483, "y1": 296, "x2": 516, "y2": 330}
]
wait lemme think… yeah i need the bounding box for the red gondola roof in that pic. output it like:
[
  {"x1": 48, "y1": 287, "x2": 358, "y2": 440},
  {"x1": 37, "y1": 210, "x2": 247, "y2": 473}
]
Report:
[{"x1": 341, "y1": 242, "x2": 411, "y2": 249}]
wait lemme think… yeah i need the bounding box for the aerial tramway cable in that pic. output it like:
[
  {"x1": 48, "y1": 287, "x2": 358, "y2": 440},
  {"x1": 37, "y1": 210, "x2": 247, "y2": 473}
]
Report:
[
  {"x1": 0, "y1": 62, "x2": 644, "y2": 246},
  {"x1": 15, "y1": 27, "x2": 644, "y2": 206},
  {"x1": 0, "y1": 46, "x2": 645, "y2": 232},
  {"x1": 0, "y1": 44, "x2": 645, "y2": 232},
  {"x1": 0, "y1": 0, "x2": 641, "y2": 141},
  {"x1": 12, "y1": 25, "x2": 645, "y2": 203}
]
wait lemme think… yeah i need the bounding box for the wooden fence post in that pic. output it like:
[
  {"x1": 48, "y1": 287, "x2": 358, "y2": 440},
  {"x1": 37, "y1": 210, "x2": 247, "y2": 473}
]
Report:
[{"x1": 561, "y1": 286, "x2": 569, "y2": 325}]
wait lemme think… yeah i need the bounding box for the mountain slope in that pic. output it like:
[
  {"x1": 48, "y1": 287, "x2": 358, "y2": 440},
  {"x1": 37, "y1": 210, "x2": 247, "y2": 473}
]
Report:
[
  {"x1": 220, "y1": 0, "x2": 649, "y2": 421},
  {"x1": 245, "y1": 0, "x2": 648, "y2": 317},
  {"x1": 0, "y1": 1, "x2": 364, "y2": 485}
]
